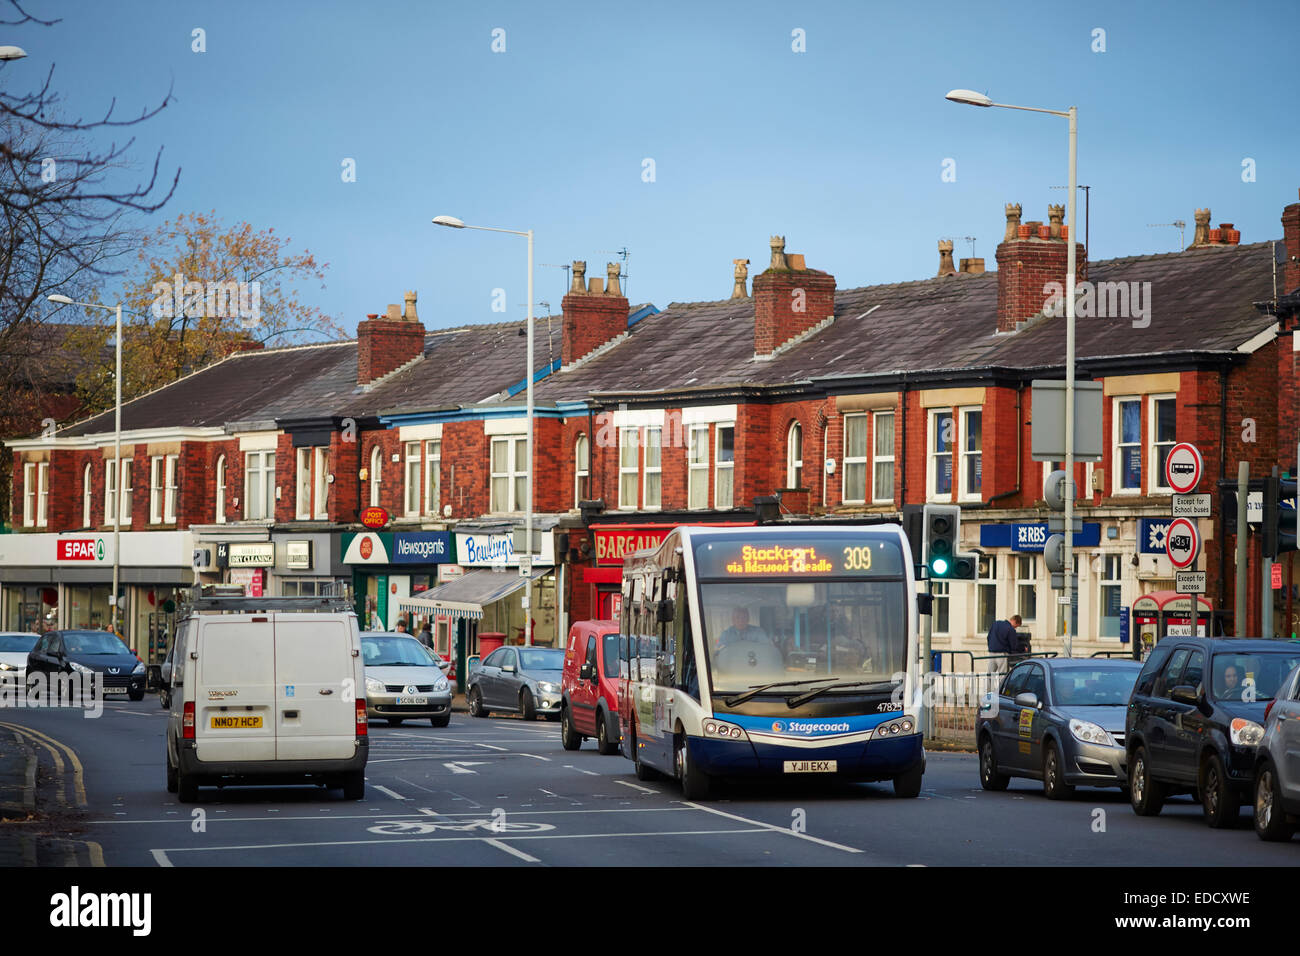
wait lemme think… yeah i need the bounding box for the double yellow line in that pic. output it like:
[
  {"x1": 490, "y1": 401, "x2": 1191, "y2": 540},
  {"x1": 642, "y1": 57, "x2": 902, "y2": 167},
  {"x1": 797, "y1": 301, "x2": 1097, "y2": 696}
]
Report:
[{"x1": 0, "y1": 721, "x2": 87, "y2": 808}]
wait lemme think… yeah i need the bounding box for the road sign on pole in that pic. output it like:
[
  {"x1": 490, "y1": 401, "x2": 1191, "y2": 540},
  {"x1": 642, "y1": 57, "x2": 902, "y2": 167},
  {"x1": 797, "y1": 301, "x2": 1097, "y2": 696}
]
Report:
[
  {"x1": 1165, "y1": 443, "x2": 1203, "y2": 494},
  {"x1": 1165, "y1": 516, "x2": 1201, "y2": 570}
]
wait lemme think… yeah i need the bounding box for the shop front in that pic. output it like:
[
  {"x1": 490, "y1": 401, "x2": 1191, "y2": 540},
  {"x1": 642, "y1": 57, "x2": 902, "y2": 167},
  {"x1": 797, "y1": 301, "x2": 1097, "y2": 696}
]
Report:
[
  {"x1": 455, "y1": 523, "x2": 557, "y2": 646},
  {"x1": 340, "y1": 530, "x2": 455, "y2": 635},
  {"x1": 1131, "y1": 592, "x2": 1214, "y2": 655}
]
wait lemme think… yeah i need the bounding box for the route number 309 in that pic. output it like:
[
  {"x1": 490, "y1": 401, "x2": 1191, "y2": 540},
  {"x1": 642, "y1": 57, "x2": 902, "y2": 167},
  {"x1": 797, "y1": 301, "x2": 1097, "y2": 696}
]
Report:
[{"x1": 842, "y1": 547, "x2": 873, "y2": 571}]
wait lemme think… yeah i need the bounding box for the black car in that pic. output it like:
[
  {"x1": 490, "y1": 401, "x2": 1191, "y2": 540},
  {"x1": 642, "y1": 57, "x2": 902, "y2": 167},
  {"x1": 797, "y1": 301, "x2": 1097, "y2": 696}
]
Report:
[
  {"x1": 26, "y1": 629, "x2": 146, "y2": 701},
  {"x1": 1126, "y1": 636, "x2": 1300, "y2": 827},
  {"x1": 977, "y1": 657, "x2": 1142, "y2": 798}
]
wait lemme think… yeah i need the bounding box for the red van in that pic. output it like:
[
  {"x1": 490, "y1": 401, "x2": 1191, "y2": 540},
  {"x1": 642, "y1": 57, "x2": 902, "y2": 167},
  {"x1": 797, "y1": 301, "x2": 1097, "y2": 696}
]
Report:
[{"x1": 560, "y1": 620, "x2": 621, "y2": 754}]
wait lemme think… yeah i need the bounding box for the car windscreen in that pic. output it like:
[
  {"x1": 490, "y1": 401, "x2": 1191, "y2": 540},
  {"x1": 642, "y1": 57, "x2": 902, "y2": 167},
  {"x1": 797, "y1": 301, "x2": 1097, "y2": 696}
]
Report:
[
  {"x1": 362, "y1": 636, "x2": 433, "y2": 667},
  {"x1": 0, "y1": 634, "x2": 37, "y2": 653},
  {"x1": 1051, "y1": 666, "x2": 1139, "y2": 706},
  {"x1": 519, "y1": 648, "x2": 564, "y2": 671},
  {"x1": 61, "y1": 632, "x2": 131, "y2": 655},
  {"x1": 1211, "y1": 651, "x2": 1300, "y2": 701}
]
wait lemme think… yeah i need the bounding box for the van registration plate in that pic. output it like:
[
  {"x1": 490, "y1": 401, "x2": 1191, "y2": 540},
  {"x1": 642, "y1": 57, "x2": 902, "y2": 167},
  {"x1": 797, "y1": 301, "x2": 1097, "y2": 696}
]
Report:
[
  {"x1": 784, "y1": 760, "x2": 837, "y2": 773},
  {"x1": 396, "y1": 696, "x2": 428, "y2": 705},
  {"x1": 210, "y1": 715, "x2": 263, "y2": 729}
]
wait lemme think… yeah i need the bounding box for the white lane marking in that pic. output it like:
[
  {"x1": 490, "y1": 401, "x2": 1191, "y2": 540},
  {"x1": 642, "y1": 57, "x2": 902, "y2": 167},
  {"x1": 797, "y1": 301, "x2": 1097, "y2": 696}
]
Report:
[
  {"x1": 564, "y1": 765, "x2": 600, "y2": 776},
  {"x1": 521, "y1": 753, "x2": 551, "y2": 761},
  {"x1": 97, "y1": 806, "x2": 696, "y2": 825},
  {"x1": 443, "y1": 761, "x2": 487, "y2": 774},
  {"x1": 682, "y1": 802, "x2": 864, "y2": 854},
  {"x1": 615, "y1": 780, "x2": 658, "y2": 794},
  {"x1": 485, "y1": 838, "x2": 541, "y2": 863},
  {"x1": 474, "y1": 743, "x2": 508, "y2": 751},
  {"x1": 151, "y1": 849, "x2": 173, "y2": 867},
  {"x1": 373, "y1": 785, "x2": 408, "y2": 801}
]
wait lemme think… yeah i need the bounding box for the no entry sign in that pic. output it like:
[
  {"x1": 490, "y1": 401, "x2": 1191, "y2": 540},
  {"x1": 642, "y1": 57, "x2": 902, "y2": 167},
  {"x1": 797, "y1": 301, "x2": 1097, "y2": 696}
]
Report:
[
  {"x1": 1165, "y1": 516, "x2": 1201, "y2": 570},
  {"x1": 1165, "y1": 442, "x2": 1203, "y2": 494}
]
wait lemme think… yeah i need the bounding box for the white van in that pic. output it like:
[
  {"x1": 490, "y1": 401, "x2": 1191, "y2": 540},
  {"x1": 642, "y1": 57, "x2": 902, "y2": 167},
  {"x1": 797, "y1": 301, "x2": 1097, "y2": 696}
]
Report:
[{"x1": 165, "y1": 594, "x2": 369, "y2": 802}]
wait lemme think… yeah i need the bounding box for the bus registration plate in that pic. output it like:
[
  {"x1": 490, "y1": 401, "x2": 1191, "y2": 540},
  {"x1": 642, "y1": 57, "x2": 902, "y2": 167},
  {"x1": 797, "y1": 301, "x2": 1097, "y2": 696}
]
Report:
[{"x1": 783, "y1": 760, "x2": 837, "y2": 773}]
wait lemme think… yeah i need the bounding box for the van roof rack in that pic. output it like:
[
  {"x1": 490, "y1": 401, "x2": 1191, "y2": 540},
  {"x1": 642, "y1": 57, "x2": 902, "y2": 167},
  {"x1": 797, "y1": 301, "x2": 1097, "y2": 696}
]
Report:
[{"x1": 185, "y1": 594, "x2": 355, "y2": 614}]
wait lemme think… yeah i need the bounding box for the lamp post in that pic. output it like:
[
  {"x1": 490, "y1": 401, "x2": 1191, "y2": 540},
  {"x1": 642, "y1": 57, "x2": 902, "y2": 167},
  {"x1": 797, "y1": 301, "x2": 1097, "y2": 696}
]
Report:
[
  {"x1": 0, "y1": 46, "x2": 27, "y2": 61},
  {"x1": 432, "y1": 216, "x2": 536, "y2": 645},
  {"x1": 47, "y1": 294, "x2": 124, "y2": 635},
  {"x1": 946, "y1": 89, "x2": 1078, "y2": 656}
]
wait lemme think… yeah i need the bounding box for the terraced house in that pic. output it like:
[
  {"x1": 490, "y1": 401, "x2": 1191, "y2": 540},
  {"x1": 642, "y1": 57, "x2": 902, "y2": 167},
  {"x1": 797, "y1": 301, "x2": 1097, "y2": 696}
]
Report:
[{"x1": 7, "y1": 188, "x2": 1300, "y2": 677}]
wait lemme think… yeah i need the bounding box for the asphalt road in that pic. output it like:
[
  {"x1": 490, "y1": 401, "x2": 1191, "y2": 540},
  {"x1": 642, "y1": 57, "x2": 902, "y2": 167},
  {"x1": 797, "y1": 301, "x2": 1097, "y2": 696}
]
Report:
[{"x1": 3, "y1": 697, "x2": 1298, "y2": 867}]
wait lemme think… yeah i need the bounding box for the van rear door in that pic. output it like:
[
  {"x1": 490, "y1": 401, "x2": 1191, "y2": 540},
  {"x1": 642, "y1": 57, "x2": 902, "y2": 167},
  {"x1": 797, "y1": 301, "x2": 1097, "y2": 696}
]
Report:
[
  {"x1": 195, "y1": 615, "x2": 276, "y2": 763},
  {"x1": 273, "y1": 614, "x2": 357, "y2": 760}
]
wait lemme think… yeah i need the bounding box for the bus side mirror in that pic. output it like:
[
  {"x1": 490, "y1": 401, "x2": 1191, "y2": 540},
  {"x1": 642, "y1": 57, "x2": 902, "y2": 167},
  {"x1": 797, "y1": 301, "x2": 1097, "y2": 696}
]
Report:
[{"x1": 657, "y1": 599, "x2": 674, "y2": 623}]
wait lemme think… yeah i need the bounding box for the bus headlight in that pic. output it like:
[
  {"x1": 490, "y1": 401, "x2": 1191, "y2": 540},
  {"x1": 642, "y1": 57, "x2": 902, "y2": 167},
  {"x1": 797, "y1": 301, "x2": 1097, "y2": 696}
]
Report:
[
  {"x1": 703, "y1": 719, "x2": 748, "y2": 741},
  {"x1": 874, "y1": 715, "x2": 917, "y2": 738}
]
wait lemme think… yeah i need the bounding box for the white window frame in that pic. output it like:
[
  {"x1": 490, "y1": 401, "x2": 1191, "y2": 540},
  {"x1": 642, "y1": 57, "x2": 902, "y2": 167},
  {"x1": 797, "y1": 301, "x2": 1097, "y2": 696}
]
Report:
[
  {"x1": 1148, "y1": 393, "x2": 1177, "y2": 495},
  {"x1": 1112, "y1": 396, "x2": 1142, "y2": 496},
  {"x1": 618, "y1": 427, "x2": 639, "y2": 510},
  {"x1": 23, "y1": 462, "x2": 35, "y2": 527},
  {"x1": 424, "y1": 440, "x2": 440, "y2": 516},
  {"x1": 1099, "y1": 553, "x2": 1123, "y2": 639},
  {"x1": 150, "y1": 455, "x2": 165, "y2": 524},
  {"x1": 83, "y1": 462, "x2": 93, "y2": 527},
  {"x1": 404, "y1": 441, "x2": 421, "y2": 517},
  {"x1": 244, "y1": 450, "x2": 275, "y2": 520},
  {"x1": 164, "y1": 454, "x2": 178, "y2": 523},
  {"x1": 1016, "y1": 554, "x2": 1037, "y2": 622},
  {"x1": 215, "y1": 455, "x2": 227, "y2": 524},
  {"x1": 958, "y1": 405, "x2": 982, "y2": 503},
  {"x1": 118, "y1": 458, "x2": 132, "y2": 525},
  {"x1": 786, "y1": 421, "x2": 803, "y2": 489},
  {"x1": 976, "y1": 553, "x2": 998, "y2": 636},
  {"x1": 872, "y1": 410, "x2": 895, "y2": 504},
  {"x1": 574, "y1": 433, "x2": 590, "y2": 508},
  {"x1": 927, "y1": 409, "x2": 955, "y2": 502},
  {"x1": 104, "y1": 458, "x2": 116, "y2": 526},
  {"x1": 715, "y1": 424, "x2": 735, "y2": 509},
  {"x1": 313, "y1": 447, "x2": 329, "y2": 519},
  {"x1": 643, "y1": 426, "x2": 662, "y2": 511},
  {"x1": 688, "y1": 425, "x2": 710, "y2": 509},
  {"x1": 931, "y1": 580, "x2": 950, "y2": 635},
  {"x1": 369, "y1": 446, "x2": 382, "y2": 508},
  {"x1": 490, "y1": 435, "x2": 526, "y2": 514},
  {"x1": 295, "y1": 448, "x2": 313, "y2": 519},
  {"x1": 842, "y1": 413, "x2": 867, "y2": 504}
]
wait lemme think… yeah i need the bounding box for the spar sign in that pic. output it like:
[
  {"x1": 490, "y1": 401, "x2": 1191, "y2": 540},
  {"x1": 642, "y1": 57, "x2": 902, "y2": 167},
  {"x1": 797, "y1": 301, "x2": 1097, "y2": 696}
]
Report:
[{"x1": 57, "y1": 538, "x2": 106, "y2": 562}]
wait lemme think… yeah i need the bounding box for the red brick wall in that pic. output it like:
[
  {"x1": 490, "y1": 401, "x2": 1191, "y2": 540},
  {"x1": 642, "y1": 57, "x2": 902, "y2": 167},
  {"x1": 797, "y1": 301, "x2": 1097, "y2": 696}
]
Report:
[
  {"x1": 532, "y1": 417, "x2": 564, "y2": 513},
  {"x1": 356, "y1": 319, "x2": 425, "y2": 385},
  {"x1": 330, "y1": 430, "x2": 362, "y2": 524},
  {"x1": 442, "y1": 421, "x2": 487, "y2": 519},
  {"x1": 752, "y1": 270, "x2": 836, "y2": 356},
  {"x1": 561, "y1": 293, "x2": 628, "y2": 367},
  {"x1": 361, "y1": 430, "x2": 403, "y2": 516},
  {"x1": 1283, "y1": 194, "x2": 1300, "y2": 295},
  {"x1": 995, "y1": 238, "x2": 1088, "y2": 332}
]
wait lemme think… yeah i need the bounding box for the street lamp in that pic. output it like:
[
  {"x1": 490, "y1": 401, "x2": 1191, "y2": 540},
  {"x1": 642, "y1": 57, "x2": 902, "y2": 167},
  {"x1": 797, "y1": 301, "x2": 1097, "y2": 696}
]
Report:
[
  {"x1": 947, "y1": 88, "x2": 1079, "y2": 656},
  {"x1": 433, "y1": 215, "x2": 537, "y2": 645},
  {"x1": 0, "y1": 46, "x2": 27, "y2": 61},
  {"x1": 48, "y1": 293, "x2": 124, "y2": 635}
]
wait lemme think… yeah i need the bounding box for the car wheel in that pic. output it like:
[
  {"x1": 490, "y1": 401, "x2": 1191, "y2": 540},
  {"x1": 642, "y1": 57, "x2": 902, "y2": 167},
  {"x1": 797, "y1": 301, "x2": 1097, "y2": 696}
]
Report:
[
  {"x1": 560, "y1": 707, "x2": 582, "y2": 751},
  {"x1": 676, "y1": 732, "x2": 714, "y2": 801},
  {"x1": 159, "y1": 690, "x2": 170, "y2": 710},
  {"x1": 1200, "y1": 753, "x2": 1240, "y2": 828},
  {"x1": 893, "y1": 761, "x2": 923, "y2": 798},
  {"x1": 128, "y1": 689, "x2": 144, "y2": 702},
  {"x1": 177, "y1": 768, "x2": 198, "y2": 804},
  {"x1": 1043, "y1": 741, "x2": 1074, "y2": 800},
  {"x1": 468, "y1": 687, "x2": 489, "y2": 718},
  {"x1": 520, "y1": 688, "x2": 537, "y2": 721},
  {"x1": 431, "y1": 714, "x2": 450, "y2": 728},
  {"x1": 1254, "y1": 761, "x2": 1295, "y2": 842},
  {"x1": 165, "y1": 753, "x2": 178, "y2": 794},
  {"x1": 342, "y1": 771, "x2": 365, "y2": 801},
  {"x1": 596, "y1": 710, "x2": 619, "y2": 755},
  {"x1": 633, "y1": 720, "x2": 658, "y2": 781},
  {"x1": 1129, "y1": 746, "x2": 1165, "y2": 816},
  {"x1": 978, "y1": 734, "x2": 1009, "y2": 791}
]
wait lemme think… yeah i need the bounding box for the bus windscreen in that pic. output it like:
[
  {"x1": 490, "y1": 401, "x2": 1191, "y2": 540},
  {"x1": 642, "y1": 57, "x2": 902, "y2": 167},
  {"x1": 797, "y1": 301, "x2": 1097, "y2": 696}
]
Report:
[{"x1": 693, "y1": 531, "x2": 906, "y2": 580}]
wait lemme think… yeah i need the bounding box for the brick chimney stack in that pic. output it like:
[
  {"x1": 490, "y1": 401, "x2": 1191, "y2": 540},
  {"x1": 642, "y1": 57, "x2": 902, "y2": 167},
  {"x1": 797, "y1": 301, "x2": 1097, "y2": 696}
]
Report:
[
  {"x1": 357, "y1": 291, "x2": 426, "y2": 386},
  {"x1": 1283, "y1": 189, "x2": 1300, "y2": 293},
  {"x1": 995, "y1": 203, "x2": 1087, "y2": 333},
  {"x1": 752, "y1": 236, "x2": 836, "y2": 357},
  {"x1": 561, "y1": 260, "x2": 629, "y2": 368}
]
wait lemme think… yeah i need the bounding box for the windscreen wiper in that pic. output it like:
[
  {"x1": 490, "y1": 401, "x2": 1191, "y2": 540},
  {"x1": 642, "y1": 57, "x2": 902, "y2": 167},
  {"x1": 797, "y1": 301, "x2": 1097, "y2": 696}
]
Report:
[
  {"x1": 786, "y1": 679, "x2": 900, "y2": 708},
  {"x1": 724, "y1": 677, "x2": 837, "y2": 708}
]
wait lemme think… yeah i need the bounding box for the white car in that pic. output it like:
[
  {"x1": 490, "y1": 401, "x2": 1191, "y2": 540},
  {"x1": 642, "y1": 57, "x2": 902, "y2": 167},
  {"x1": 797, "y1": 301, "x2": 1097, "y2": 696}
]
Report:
[
  {"x1": 0, "y1": 631, "x2": 38, "y2": 685},
  {"x1": 362, "y1": 632, "x2": 452, "y2": 727}
]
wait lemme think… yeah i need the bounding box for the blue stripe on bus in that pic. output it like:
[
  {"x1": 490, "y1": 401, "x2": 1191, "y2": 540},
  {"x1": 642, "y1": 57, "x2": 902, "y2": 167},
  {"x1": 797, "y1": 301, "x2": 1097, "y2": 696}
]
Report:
[{"x1": 718, "y1": 711, "x2": 900, "y2": 737}]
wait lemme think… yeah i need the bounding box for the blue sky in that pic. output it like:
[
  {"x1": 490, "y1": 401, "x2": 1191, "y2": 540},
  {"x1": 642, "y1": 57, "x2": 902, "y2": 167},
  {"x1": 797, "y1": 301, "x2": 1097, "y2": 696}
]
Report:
[{"x1": 8, "y1": 0, "x2": 1298, "y2": 338}]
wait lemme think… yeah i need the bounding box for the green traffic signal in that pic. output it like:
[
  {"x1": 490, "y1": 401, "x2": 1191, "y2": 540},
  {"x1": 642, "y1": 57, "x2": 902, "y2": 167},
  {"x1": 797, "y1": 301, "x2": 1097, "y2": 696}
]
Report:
[{"x1": 931, "y1": 556, "x2": 950, "y2": 577}]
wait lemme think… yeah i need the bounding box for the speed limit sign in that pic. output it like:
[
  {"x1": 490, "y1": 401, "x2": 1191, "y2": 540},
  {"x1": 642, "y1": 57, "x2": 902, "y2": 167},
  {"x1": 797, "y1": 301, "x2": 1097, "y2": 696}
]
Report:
[
  {"x1": 1165, "y1": 516, "x2": 1201, "y2": 570},
  {"x1": 1165, "y1": 442, "x2": 1203, "y2": 494}
]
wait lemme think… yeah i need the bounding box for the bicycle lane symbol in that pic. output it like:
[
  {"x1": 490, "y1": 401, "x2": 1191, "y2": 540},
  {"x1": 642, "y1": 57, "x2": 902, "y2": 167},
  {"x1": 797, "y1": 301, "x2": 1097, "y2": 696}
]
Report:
[{"x1": 366, "y1": 819, "x2": 555, "y2": 836}]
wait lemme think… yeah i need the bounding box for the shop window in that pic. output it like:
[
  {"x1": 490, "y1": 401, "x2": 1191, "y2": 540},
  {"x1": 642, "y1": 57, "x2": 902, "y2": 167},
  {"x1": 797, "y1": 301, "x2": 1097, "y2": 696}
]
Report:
[
  {"x1": 873, "y1": 410, "x2": 895, "y2": 503},
  {"x1": 932, "y1": 580, "x2": 950, "y2": 635},
  {"x1": 688, "y1": 426, "x2": 709, "y2": 509},
  {"x1": 786, "y1": 421, "x2": 803, "y2": 489},
  {"x1": 977, "y1": 554, "x2": 997, "y2": 636},
  {"x1": 842, "y1": 414, "x2": 867, "y2": 503},
  {"x1": 1017, "y1": 554, "x2": 1037, "y2": 622},
  {"x1": 574, "y1": 434, "x2": 589, "y2": 507},
  {"x1": 715, "y1": 424, "x2": 734, "y2": 508}
]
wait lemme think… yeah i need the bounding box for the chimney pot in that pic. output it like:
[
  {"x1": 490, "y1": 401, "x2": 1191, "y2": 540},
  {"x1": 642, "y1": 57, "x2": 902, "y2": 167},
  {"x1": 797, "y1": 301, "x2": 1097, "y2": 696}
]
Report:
[
  {"x1": 570, "y1": 261, "x2": 586, "y2": 294},
  {"x1": 731, "y1": 258, "x2": 750, "y2": 299},
  {"x1": 605, "y1": 262, "x2": 622, "y2": 297},
  {"x1": 1004, "y1": 203, "x2": 1023, "y2": 242},
  {"x1": 786, "y1": 253, "x2": 806, "y2": 271},
  {"x1": 402, "y1": 290, "x2": 418, "y2": 322},
  {"x1": 587, "y1": 277, "x2": 604, "y2": 295},
  {"x1": 959, "y1": 257, "x2": 985, "y2": 275},
  {"x1": 937, "y1": 239, "x2": 957, "y2": 277},
  {"x1": 1048, "y1": 204, "x2": 1065, "y2": 238},
  {"x1": 385, "y1": 303, "x2": 401, "y2": 321},
  {"x1": 769, "y1": 235, "x2": 789, "y2": 271}
]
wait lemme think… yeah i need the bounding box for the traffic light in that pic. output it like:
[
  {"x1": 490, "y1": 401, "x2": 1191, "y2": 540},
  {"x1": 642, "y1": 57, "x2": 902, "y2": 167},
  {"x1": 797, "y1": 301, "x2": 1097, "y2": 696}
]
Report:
[
  {"x1": 1262, "y1": 475, "x2": 1298, "y2": 559},
  {"x1": 923, "y1": 504, "x2": 976, "y2": 579}
]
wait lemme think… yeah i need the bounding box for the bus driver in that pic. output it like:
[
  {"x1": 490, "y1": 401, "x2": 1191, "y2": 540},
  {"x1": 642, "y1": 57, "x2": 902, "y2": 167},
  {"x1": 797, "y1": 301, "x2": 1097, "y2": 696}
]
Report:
[{"x1": 717, "y1": 608, "x2": 771, "y2": 649}]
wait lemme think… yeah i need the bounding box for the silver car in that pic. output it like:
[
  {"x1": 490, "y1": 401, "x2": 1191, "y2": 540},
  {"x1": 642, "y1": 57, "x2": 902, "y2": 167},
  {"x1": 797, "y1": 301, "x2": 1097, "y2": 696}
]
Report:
[
  {"x1": 1254, "y1": 661, "x2": 1300, "y2": 841},
  {"x1": 362, "y1": 632, "x2": 452, "y2": 727},
  {"x1": 466, "y1": 646, "x2": 564, "y2": 721},
  {"x1": 0, "y1": 632, "x2": 37, "y2": 687}
]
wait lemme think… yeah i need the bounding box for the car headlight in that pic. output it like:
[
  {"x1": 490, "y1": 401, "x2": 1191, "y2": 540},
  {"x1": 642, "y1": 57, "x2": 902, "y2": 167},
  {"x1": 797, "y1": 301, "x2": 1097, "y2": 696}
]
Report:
[
  {"x1": 1068, "y1": 719, "x2": 1114, "y2": 746},
  {"x1": 70, "y1": 661, "x2": 93, "y2": 675},
  {"x1": 0, "y1": 662, "x2": 15, "y2": 671},
  {"x1": 132, "y1": 662, "x2": 145, "y2": 675},
  {"x1": 1230, "y1": 718, "x2": 1265, "y2": 747},
  {"x1": 537, "y1": 681, "x2": 557, "y2": 694},
  {"x1": 365, "y1": 677, "x2": 386, "y2": 695},
  {"x1": 434, "y1": 677, "x2": 449, "y2": 692}
]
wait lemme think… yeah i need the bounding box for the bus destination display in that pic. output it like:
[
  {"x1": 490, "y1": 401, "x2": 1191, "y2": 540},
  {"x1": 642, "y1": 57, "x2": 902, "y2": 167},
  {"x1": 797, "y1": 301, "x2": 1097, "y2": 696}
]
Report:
[{"x1": 694, "y1": 533, "x2": 905, "y2": 578}]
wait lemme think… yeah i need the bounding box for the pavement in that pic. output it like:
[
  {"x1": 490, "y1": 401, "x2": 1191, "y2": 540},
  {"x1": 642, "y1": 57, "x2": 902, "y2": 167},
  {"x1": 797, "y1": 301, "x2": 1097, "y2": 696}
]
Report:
[{"x1": 0, "y1": 726, "x2": 36, "y2": 819}]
